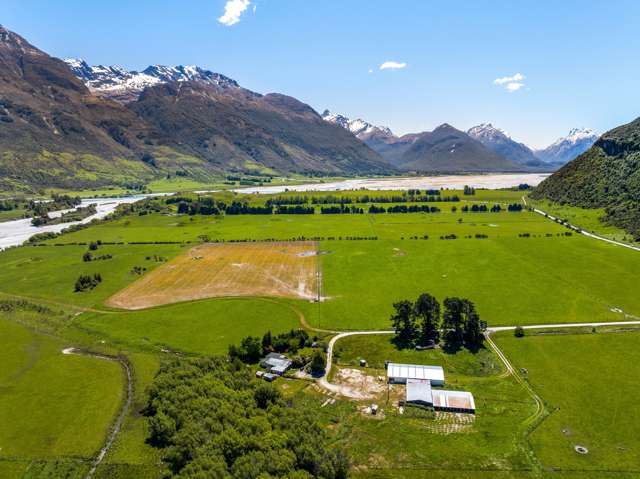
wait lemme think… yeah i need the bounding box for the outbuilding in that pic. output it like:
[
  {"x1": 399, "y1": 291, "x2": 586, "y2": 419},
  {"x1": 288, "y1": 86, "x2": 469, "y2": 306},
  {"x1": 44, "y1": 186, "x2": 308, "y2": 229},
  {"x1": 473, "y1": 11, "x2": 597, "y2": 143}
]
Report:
[
  {"x1": 432, "y1": 389, "x2": 476, "y2": 414},
  {"x1": 405, "y1": 379, "x2": 433, "y2": 408},
  {"x1": 386, "y1": 362, "x2": 445, "y2": 387}
]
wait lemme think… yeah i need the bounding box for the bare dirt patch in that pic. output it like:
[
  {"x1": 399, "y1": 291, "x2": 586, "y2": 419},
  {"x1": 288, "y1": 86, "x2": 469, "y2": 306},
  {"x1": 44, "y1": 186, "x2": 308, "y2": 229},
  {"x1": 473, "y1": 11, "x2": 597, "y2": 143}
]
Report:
[
  {"x1": 106, "y1": 241, "x2": 319, "y2": 310},
  {"x1": 332, "y1": 368, "x2": 386, "y2": 399}
]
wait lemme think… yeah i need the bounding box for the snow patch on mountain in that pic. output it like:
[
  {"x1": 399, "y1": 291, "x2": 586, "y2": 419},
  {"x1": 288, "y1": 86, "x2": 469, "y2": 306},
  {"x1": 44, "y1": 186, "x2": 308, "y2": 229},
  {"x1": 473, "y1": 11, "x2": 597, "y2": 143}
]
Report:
[
  {"x1": 64, "y1": 58, "x2": 238, "y2": 102},
  {"x1": 321, "y1": 110, "x2": 393, "y2": 138},
  {"x1": 536, "y1": 128, "x2": 600, "y2": 165}
]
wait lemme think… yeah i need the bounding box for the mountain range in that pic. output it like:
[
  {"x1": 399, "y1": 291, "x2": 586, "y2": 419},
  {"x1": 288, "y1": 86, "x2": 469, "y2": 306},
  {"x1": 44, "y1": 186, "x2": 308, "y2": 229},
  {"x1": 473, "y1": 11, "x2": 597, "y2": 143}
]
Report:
[
  {"x1": 322, "y1": 111, "x2": 599, "y2": 172},
  {"x1": 0, "y1": 24, "x2": 603, "y2": 193},
  {"x1": 534, "y1": 128, "x2": 600, "y2": 165},
  {"x1": 532, "y1": 117, "x2": 640, "y2": 239},
  {"x1": 0, "y1": 25, "x2": 390, "y2": 192}
]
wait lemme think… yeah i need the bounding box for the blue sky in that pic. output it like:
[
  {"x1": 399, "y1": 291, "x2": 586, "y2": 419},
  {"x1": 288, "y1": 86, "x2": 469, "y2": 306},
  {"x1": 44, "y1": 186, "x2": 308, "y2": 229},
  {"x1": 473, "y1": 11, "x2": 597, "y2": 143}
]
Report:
[{"x1": 2, "y1": 0, "x2": 639, "y2": 148}]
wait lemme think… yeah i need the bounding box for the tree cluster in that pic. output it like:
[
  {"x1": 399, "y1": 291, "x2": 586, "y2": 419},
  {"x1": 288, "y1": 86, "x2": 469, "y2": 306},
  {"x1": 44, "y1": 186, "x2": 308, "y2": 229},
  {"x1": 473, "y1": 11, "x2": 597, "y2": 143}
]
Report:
[
  {"x1": 230, "y1": 329, "x2": 313, "y2": 364},
  {"x1": 74, "y1": 273, "x2": 102, "y2": 292},
  {"x1": 0, "y1": 198, "x2": 23, "y2": 211},
  {"x1": 391, "y1": 293, "x2": 485, "y2": 351},
  {"x1": 145, "y1": 357, "x2": 349, "y2": 478},
  {"x1": 27, "y1": 194, "x2": 81, "y2": 217}
]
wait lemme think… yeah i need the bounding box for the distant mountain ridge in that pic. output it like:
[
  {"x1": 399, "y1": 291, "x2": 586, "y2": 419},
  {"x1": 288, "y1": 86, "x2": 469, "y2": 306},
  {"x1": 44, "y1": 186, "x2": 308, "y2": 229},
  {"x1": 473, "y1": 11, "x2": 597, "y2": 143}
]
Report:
[
  {"x1": 323, "y1": 112, "x2": 524, "y2": 172},
  {"x1": 535, "y1": 128, "x2": 599, "y2": 165},
  {"x1": 0, "y1": 25, "x2": 392, "y2": 192},
  {"x1": 64, "y1": 59, "x2": 239, "y2": 103},
  {"x1": 398, "y1": 123, "x2": 521, "y2": 172},
  {"x1": 321, "y1": 110, "x2": 394, "y2": 139},
  {"x1": 467, "y1": 123, "x2": 547, "y2": 168}
]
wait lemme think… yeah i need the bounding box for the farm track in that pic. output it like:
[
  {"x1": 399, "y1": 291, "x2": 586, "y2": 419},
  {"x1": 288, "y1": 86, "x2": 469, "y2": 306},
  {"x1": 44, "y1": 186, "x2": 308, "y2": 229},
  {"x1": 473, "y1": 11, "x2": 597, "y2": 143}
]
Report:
[
  {"x1": 522, "y1": 196, "x2": 640, "y2": 252},
  {"x1": 62, "y1": 348, "x2": 133, "y2": 479}
]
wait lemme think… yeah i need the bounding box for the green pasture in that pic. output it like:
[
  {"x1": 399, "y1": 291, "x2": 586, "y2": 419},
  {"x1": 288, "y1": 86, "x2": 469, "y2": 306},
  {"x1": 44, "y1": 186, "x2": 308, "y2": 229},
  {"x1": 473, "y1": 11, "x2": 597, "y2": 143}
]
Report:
[
  {"x1": 495, "y1": 329, "x2": 640, "y2": 474},
  {"x1": 0, "y1": 243, "x2": 184, "y2": 308},
  {"x1": 0, "y1": 318, "x2": 124, "y2": 461},
  {"x1": 334, "y1": 334, "x2": 502, "y2": 377},
  {"x1": 96, "y1": 352, "x2": 164, "y2": 479},
  {"x1": 527, "y1": 198, "x2": 637, "y2": 244},
  {"x1": 77, "y1": 297, "x2": 303, "y2": 356},
  {"x1": 2, "y1": 197, "x2": 639, "y2": 334},
  {"x1": 315, "y1": 230, "x2": 640, "y2": 329},
  {"x1": 43, "y1": 207, "x2": 558, "y2": 245}
]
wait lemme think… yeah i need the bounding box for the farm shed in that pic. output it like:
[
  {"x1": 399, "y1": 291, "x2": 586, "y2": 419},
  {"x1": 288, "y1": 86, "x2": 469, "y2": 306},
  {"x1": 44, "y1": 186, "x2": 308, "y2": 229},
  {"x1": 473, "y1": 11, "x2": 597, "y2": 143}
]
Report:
[
  {"x1": 386, "y1": 362, "x2": 445, "y2": 387},
  {"x1": 405, "y1": 379, "x2": 433, "y2": 407},
  {"x1": 432, "y1": 390, "x2": 475, "y2": 414},
  {"x1": 260, "y1": 352, "x2": 293, "y2": 376}
]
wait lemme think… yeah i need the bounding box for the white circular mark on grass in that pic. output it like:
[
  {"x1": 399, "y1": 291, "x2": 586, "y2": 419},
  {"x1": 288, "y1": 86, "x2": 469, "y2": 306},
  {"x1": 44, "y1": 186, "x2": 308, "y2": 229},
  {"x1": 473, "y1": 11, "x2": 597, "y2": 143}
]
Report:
[{"x1": 575, "y1": 445, "x2": 589, "y2": 454}]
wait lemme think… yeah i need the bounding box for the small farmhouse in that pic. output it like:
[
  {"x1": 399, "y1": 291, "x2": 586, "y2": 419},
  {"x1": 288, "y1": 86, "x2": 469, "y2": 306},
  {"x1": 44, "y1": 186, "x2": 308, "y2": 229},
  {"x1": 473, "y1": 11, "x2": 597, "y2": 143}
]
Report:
[{"x1": 260, "y1": 352, "x2": 293, "y2": 376}]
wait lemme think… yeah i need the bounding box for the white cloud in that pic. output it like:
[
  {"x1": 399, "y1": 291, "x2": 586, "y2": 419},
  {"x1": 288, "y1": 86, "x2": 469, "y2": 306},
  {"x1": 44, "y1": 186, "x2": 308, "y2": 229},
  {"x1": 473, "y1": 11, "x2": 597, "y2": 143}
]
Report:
[
  {"x1": 218, "y1": 0, "x2": 251, "y2": 26},
  {"x1": 379, "y1": 61, "x2": 407, "y2": 70},
  {"x1": 368, "y1": 68, "x2": 373, "y2": 74},
  {"x1": 506, "y1": 82, "x2": 525, "y2": 92},
  {"x1": 494, "y1": 73, "x2": 526, "y2": 92},
  {"x1": 494, "y1": 73, "x2": 525, "y2": 85}
]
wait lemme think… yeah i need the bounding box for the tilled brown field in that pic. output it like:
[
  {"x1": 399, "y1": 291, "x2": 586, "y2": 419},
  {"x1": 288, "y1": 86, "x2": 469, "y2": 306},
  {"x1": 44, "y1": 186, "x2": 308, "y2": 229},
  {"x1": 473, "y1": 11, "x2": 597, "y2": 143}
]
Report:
[{"x1": 106, "y1": 241, "x2": 319, "y2": 310}]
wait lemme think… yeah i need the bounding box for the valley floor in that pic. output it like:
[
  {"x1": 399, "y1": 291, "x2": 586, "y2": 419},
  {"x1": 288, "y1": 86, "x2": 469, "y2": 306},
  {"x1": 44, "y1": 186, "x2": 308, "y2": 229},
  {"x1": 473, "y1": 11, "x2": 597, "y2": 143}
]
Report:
[{"x1": 1, "y1": 187, "x2": 638, "y2": 478}]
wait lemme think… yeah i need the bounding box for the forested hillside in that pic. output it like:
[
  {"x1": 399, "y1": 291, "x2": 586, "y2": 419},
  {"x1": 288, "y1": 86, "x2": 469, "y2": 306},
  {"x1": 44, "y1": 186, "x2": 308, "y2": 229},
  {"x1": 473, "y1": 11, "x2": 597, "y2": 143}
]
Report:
[{"x1": 531, "y1": 117, "x2": 640, "y2": 239}]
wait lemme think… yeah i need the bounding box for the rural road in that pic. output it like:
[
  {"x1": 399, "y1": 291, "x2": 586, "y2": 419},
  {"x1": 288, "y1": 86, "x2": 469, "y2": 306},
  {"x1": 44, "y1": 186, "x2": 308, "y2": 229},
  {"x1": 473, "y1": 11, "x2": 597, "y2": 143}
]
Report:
[
  {"x1": 522, "y1": 196, "x2": 640, "y2": 252},
  {"x1": 318, "y1": 319, "x2": 640, "y2": 398},
  {"x1": 62, "y1": 348, "x2": 133, "y2": 479},
  {"x1": 318, "y1": 330, "x2": 393, "y2": 398}
]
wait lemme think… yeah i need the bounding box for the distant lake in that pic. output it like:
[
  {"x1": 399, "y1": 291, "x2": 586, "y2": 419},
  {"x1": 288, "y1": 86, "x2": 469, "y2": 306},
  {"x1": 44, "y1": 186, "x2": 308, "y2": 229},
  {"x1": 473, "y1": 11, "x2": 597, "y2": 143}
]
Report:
[{"x1": 231, "y1": 173, "x2": 550, "y2": 194}]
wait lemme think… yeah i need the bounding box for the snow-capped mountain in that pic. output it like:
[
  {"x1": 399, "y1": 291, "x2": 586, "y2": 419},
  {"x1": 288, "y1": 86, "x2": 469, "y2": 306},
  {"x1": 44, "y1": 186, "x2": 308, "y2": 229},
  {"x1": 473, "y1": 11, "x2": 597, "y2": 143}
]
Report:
[
  {"x1": 467, "y1": 123, "x2": 546, "y2": 168},
  {"x1": 321, "y1": 110, "x2": 393, "y2": 139},
  {"x1": 536, "y1": 128, "x2": 600, "y2": 165},
  {"x1": 64, "y1": 58, "x2": 238, "y2": 102}
]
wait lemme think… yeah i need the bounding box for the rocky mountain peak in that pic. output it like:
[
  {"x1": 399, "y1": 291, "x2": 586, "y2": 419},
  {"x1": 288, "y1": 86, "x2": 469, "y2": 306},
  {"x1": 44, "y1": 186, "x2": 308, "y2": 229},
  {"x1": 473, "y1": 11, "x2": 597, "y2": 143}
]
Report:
[{"x1": 64, "y1": 59, "x2": 239, "y2": 102}]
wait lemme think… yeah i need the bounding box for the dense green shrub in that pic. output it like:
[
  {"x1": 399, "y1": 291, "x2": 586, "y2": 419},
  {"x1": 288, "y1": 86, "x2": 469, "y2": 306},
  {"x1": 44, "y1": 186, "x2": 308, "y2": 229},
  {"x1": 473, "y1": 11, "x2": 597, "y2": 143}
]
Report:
[{"x1": 145, "y1": 357, "x2": 349, "y2": 478}]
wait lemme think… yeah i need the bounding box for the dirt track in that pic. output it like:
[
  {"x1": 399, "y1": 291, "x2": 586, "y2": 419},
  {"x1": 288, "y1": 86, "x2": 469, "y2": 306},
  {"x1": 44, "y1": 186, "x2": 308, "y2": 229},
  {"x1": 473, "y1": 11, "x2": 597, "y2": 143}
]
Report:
[{"x1": 62, "y1": 348, "x2": 132, "y2": 479}]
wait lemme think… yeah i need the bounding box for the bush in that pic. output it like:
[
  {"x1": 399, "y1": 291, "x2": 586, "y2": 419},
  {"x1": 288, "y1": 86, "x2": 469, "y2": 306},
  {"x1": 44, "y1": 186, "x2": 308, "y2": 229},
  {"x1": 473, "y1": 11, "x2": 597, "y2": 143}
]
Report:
[
  {"x1": 514, "y1": 326, "x2": 525, "y2": 338},
  {"x1": 309, "y1": 350, "x2": 326, "y2": 375},
  {"x1": 144, "y1": 357, "x2": 349, "y2": 478},
  {"x1": 74, "y1": 273, "x2": 102, "y2": 292}
]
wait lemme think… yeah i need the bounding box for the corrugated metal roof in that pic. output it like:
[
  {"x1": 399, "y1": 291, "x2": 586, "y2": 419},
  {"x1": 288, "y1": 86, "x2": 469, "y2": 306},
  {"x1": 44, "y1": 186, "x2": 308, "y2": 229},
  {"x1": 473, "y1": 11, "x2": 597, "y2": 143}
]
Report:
[
  {"x1": 387, "y1": 362, "x2": 445, "y2": 382},
  {"x1": 432, "y1": 389, "x2": 475, "y2": 411},
  {"x1": 406, "y1": 379, "x2": 433, "y2": 405}
]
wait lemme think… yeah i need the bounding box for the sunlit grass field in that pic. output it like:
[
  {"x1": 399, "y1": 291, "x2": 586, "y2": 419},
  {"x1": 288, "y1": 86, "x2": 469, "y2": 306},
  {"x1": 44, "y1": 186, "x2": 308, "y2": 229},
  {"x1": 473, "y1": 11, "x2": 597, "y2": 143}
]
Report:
[
  {"x1": 494, "y1": 328, "x2": 640, "y2": 474},
  {"x1": 0, "y1": 318, "x2": 124, "y2": 472},
  {"x1": 1, "y1": 188, "x2": 640, "y2": 478},
  {"x1": 78, "y1": 297, "x2": 303, "y2": 355}
]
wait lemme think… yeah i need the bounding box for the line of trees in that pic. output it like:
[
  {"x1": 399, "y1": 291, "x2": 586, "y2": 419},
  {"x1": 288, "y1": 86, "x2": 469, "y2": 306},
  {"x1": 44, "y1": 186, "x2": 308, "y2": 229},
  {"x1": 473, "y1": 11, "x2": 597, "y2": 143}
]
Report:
[
  {"x1": 320, "y1": 205, "x2": 364, "y2": 214},
  {"x1": 313, "y1": 194, "x2": 459, "y2": 204},
  {"x1": 391, "y1": 293, "x2": 486, "y2": 351},
  {"x1": 459, "y1": 203, "x2": 524, "y2": 213},
  {"x1": 275, "y1": 205, "x2": 315, "y2": 214}
]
